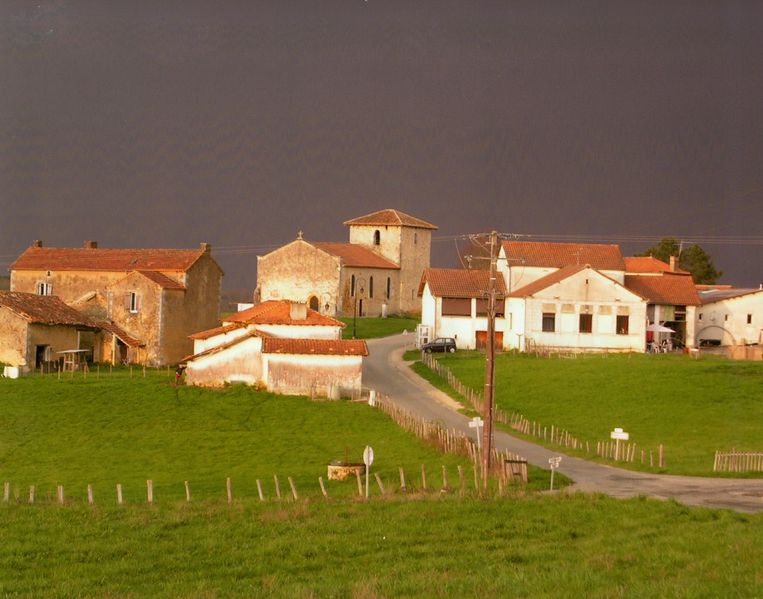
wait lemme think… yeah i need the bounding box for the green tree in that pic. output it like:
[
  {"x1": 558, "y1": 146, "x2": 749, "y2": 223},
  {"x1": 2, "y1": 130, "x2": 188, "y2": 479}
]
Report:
[{"x1": 637, "y1": 237, "x2": 722, "y2": 284}]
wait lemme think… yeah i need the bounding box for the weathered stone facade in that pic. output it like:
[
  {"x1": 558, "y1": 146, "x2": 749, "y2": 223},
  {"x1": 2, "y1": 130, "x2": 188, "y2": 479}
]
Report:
[
  {"x1": 257, "y1": 209, "x2": 436, "y2": 317},
  {"x1": 10, "y1": 242, "x2": 222, "y2": 366}
]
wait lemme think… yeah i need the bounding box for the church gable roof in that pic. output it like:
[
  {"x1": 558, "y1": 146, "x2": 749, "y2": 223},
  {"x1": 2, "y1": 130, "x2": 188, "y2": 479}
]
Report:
[
  {"x1": 314, "y1": 243, "x2": 400, "y2": 269},
  {"x1": 343, "y1": 209, "x2": 437, "y2": 230}
]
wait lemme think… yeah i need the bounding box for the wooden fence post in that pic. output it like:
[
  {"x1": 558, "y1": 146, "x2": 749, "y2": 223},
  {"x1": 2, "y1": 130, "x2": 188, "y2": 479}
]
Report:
[
  {"x1": 226, "y1": 477, "x2": 232, "y2": 504},
  {"x1": 117, "y1": 483, "x2": 123, "y2": 505},
  {"x1": 421, "y1": 464, "x2": 427, "y2": 491},
  {"x1": 374, "y1": 473, "x2": 386, "y2": 495},
  {"x1": 319, "y1": 477, "x2": 328, "y2": 499},
  {"x1": 274, "y1": 475, "x2": 281, "y2": 499},
  {"x1": 399, "y1": 467, "x2": 407, "y2": 493},
  {"x1": 441, "y1": 465, "x2": 448, "y2": 492},
  {"x1": 87, "y1": 484, "x2": 94, "y2": 505},
  {"x1": 185, "y1": 481, "x2": 191, "y2": 502},
  {"x1": 659, "y1": 444, "x2": 665, "y2": 469},
  {"x1": 256, "y1": 479, "x2": 264, "y2": 502},
  {"x1": 57, "y1": 485, "x2": 64, "y2": 505},
  {"x1": 3, "y1": 482, "x2": 9, "y2": 503},
  {"x1": 146, "y1": 479, "x2": 154, "y2": 504},
  {"x1": 287, "y1": 477, "x2": 298, "y2": 501},
  {"x1": 355, "y1": 471, "x2": 363, "y2": 497},
  {"x1": 28, "y1": 485, "x2": 35, "y2": 504}
]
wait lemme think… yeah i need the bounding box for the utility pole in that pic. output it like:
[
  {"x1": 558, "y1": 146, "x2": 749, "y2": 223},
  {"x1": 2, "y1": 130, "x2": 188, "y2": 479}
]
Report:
[{"x1": 481, "y1": 230, "x2": 499, "y2": 487}]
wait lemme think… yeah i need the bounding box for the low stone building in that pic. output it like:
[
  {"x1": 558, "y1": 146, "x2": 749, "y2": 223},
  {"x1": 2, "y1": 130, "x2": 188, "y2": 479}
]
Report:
[
  {"x1": 256, "y1": 209, "x2": 437, "y2": 317},
  {"x1": 695, "y1": 286, "x2": 763, "y2": 347},
  {"x1": 184, "y1": 300, "x2": 369, "y2": 397},
  {"x1": 0, "y1": 291, "x2": 99, "y2": 373},
  {"x1": 9, "y1": 241, "x2": 223, "y2": 366}
]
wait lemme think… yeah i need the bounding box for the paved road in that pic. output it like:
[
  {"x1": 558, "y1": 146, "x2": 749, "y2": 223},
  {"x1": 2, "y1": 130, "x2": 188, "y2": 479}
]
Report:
[{"x1": 363, "y1": 333, "x2": 763, "y2": 513}]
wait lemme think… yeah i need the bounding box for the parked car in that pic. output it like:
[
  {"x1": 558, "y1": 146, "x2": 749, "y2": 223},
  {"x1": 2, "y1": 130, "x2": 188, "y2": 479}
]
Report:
[{"x1": 422, "y1": 337, "x2": 457, "y2": 353}]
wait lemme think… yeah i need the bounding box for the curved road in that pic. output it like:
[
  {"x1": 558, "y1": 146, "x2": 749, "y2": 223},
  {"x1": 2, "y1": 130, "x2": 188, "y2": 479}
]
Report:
[{"x1": 363, "y1": 333, "x2": 763, "y2": 513}]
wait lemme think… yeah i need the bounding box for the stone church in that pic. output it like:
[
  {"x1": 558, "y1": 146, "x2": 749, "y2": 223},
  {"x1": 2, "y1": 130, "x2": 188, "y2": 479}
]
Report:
[{"x1": 256, "y1": 209, "x2": 437, "y2": 317}]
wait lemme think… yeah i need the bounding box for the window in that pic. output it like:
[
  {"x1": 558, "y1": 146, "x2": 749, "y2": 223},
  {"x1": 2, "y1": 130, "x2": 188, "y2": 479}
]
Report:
[
  {"x1": 369, "y1": 276, "x2": 374, "y2": 298},
  {"x1": 36, "y1": 282, "x2": 53, "y2": 296},
  {"x1": 126, "y1": 291, "x2": 140, "y2": 313},
  {"x1": 414, "y1": 232, "x2": 418, "y2": 245},
  {"x1": 351, "y1": 275, "x2": 356, "y2": 297},
  {"x1": 542, "y1": 313, "x2": 556, "y2": 332},
  {"x1": 616, "y1": 315, "x2": 629, "y2": 335},
  {"x1": 476, "y1": 299, "x2": 505, "y2": 317},
  {"x1": 374, "y1": 230, "x2": 381, "y2": 246},
  {"x1": 442, "y1": 298, "x2": 471, "y2": 316},
  {"x1": 699, "y1": 313, "x2": 703, "y2": 321},
  {"x1": 579, "y1": 314, "x2": 593, "y2": 333},
  {"x1": 386, "y1": 277, "x2": 391, "y2": 299},
  {"x1": 748, "y1": 314, "x2": 753, "y2": 325}
]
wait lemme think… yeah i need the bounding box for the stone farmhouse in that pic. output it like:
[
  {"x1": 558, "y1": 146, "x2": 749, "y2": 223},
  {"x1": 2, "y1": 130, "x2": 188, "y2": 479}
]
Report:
[
  {"x1": 183, "y1": 300, "x2": 368, "y2": 397},
  {"x1": 0, "y1": 291, "x2": 99, "y2": 374},
  {"x1": 256, "y1": 209, "x2": 437, "y2": 317},
  {"x1": 420, "y1": 241, "x2": 704, "y2": 353},
  {"x1": 9, "y1": 241, "x2": 222, "y2": 366}
]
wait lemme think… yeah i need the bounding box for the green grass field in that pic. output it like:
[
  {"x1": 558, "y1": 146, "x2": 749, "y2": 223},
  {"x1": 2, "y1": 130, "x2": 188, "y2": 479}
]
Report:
[
  {"x1": 2, "y1": 368, "x2": 763, "y2": 596},
  {"x1": 419, "y1": 351, "x2": 763, "y2": 476},
  {"x1": 339, "y1": 316, "x2": 419, "y2": 339},
  {"x1": 2, "y1": 494, "x2": 761, "y2": 597}
]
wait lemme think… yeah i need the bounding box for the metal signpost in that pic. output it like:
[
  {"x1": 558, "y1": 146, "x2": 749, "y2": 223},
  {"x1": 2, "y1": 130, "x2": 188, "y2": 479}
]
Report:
[
  {"x1": 548, "y1": 456, "x2": 562, "y2": 491},
  {"x1": 363, "y1": 445, "x2": 374, "y2": 499},
  {"x1": 610, "y1": 427, "x2": 629, "y2": 461},
  {"x1": 468, "y1": 416, "x2": 484, "y2": 449}
]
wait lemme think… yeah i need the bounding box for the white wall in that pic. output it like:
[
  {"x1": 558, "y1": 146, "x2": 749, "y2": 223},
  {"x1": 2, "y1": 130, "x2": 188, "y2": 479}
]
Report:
[
  {"x1": 254, "y1": 323, "x2": 342, "y2": 340},
  {"x1": 696, "y1": 292, "x2": 763, "y2": 346}
]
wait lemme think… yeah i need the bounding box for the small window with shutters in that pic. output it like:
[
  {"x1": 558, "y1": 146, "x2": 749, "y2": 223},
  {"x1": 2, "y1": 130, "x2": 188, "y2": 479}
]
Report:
[{"x1": 126, "y1": 291, "x2": 141, "y2": 314}]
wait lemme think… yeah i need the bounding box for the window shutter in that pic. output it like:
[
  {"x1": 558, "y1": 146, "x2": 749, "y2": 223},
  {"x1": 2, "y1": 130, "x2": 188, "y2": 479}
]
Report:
[{"x1": 124, "y1": 293, "x2": 132, "y2": 310}]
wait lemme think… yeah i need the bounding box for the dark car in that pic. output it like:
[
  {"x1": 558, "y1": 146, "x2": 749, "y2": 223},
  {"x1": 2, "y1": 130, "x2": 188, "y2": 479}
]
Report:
[{"x1": 421, "y1": 337, "x2": 457, "y2": 353}]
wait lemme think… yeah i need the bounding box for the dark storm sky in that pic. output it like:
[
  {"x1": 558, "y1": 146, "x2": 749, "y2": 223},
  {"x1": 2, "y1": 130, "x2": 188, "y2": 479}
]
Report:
[{"x1": 1, "y1": 0, "x2": 762, "y2": 290}]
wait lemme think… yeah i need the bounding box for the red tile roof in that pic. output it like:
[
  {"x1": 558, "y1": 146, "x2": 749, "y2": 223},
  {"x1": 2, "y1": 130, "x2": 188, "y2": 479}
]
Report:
[
  {"x1": 624, "y1": 274, "x2": 701, "y2": 306},
  {"x1": 624, "y1": 256, "x2": 690, "y2": 275},
  {"x1": 343, "y1": 209, "x2": 438, "y2": 230},
  {"x1": 136, "y1": 270, "x2": 186, "y2": 290},
  {"x1": 96, "y1": 320, "x2": 144, "y2": 347},
  {"x1": 11, "y1": 246, "x2": 209, "y2": 272},
  {"x1": 698, "y1": 288, "x2": 763, "y2": 305},
  {"x1": 263, "y1": 337, "x2": 368, "y2": 356},
  {"x1": 189, "y1": 323, "x2": 246, "y2": 340},
  {"x1": 507, "y1": 264, "x2": 589, "y2": 298},
  {"x1": 419, "y1": 268, "x2": 507, "y2": 298},
  {"x1": 502, "y1": 241, "x2": 625, "y2": 271},
  {"x1": 182, "y1": 330, "x2": 261, "y2": 363},
  {"x1": 225, "y1": 300, "x2": 346, "y2": 327},
  {"x1": 0, "y1": 292, "x2": 97, "y2": 327},
  {"x1": 314, "y1": 243, "x2": 400, "y2": 269}
]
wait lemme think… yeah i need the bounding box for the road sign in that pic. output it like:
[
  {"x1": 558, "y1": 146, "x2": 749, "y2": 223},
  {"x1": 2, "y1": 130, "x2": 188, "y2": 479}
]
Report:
[
  {"x1": 548, "y1": 456, "x2": 562, "y2": 491},
  {"x1": 610, "y1": 427, "x2": 629, "y2": 441},
  {"x1": 363, "y1": 446, "x2": 374, "y2": 466},
  {"x1": 469, "y1": 417, "x2": 484, "y2": 449}
]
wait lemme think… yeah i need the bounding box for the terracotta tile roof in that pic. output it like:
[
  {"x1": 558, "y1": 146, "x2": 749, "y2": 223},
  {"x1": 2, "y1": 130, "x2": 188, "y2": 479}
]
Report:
[
  {"x1": 698, "y1": 288, "x2": 763, "y2": 305},
  {"x1": 136, "y1": 270, "x2": 186, "y2": 290},
  {"x1": 189, "y1": 323, "x2": 246, "y2": 340},
  {"x1": 343, "y1": 209, "x2": 438, "y2": 230},
  {"x1": 419, "y1": 268, "x2": 507, "y2": 298},
  {"x1": 263, "y1": 337, "x2": 368, "y2": 356},
  {"x1": 624, "y1": 274, "x2": 701, "y2": 306},
  {"x1": 507, "y1": 264, "x2": 591, "y2": 298},
  {"x1": 0, "y1": 291, "x2": 97, "y2": 327},
  {"x1": 502, "y1": 241, "x2": 625, "y2": 271},
  {"x1": 314, "y1": 243, "x2": 400, "y2": 269},
  {"x1": 624, "y1": 256, "x2": 690, "y2": 275},
  {"x1": 96, "y1": 321, "x2": 144, "y2": 347},
  {"x1": 182, "y1": 330, "x2": 260, "y2": 363},
  {"x1": 11, "y1": 246, "x2": 208, "y2": 272},
  {"x1": 224, "y1": 300, "x2": 346, "y2": 327}
]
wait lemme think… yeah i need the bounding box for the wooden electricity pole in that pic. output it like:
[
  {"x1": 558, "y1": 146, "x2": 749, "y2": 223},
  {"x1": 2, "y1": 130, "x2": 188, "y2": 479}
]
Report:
[{"x1": 481, "y1": 230, "x2": 499, "y2": 487}]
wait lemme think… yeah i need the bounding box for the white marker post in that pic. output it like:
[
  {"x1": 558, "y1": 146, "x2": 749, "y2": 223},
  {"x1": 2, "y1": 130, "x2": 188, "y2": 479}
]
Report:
[
  {"x1": 610, "y1": 427, "x2": 630, "y2": 461},
  {"x1": 548, "y1": 456, "x2": 562, "y2": 491},
  {"x1": 363, "y1": 445, "x2": 374, "y2": 499},
  {"x1": 468, "y1": 416, "x2": 484, "y2": 450}
]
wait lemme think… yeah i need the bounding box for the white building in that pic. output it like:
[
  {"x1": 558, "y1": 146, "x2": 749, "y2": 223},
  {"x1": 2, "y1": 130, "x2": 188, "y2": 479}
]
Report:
[
  {"x1": 695, "y1": 287, "x2": 763, "y2": 347},
  {"x1": 183, "y1": 301, "x2": 368, "y2": 397}
]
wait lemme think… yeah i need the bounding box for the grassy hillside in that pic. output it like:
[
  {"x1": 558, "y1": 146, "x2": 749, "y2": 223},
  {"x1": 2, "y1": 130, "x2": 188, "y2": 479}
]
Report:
[{"x1": 422, "y1": 351, "x2": 763, "y2": 476}]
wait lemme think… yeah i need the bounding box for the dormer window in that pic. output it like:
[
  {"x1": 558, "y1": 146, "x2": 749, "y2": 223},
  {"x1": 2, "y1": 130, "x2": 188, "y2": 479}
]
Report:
[{"x1": 374, "y1": 230, "x2": 381, "y2": 246}]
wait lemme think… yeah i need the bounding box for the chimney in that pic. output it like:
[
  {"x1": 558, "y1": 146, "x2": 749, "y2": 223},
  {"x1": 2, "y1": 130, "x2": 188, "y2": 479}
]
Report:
[
  {"x1": 669, "y1": 255, "x2": 677, "y2": 271},
  {"x1": 200, "y1": 242, "x2": 211, "y2": 253},
  {"x1": 289, "y1": 302, "x2": 308, "y2": 321},
  {"x1": 84, "y1": 240, "x2": 98, "y2": 249},
  {"x1": 32, "y1": 240, "x2": 42, "y2": 248}
]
